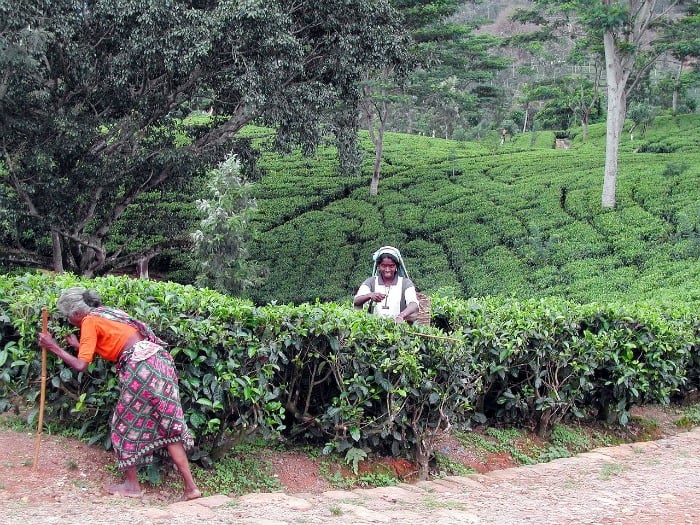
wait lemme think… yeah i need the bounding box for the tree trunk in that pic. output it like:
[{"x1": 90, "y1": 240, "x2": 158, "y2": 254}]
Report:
[
  {"x1": 369, "y1": 173, "x2": 380, "y2": 196},
  {"x1": 601, "y1": 80, "x2": 625, "y2": 209},
  {"x1": 601, "y1": 30, "x2": 632, "y2": 210},
  {"x1": 136, "y1": 255, "x2": 153, "y2": 279},
  {"x1": 672, "y1": 86, "x2": 678, "y2": 115},
  {"x1": 81, "y1": 237, "x2": 105, "y2": 278},
  {"x1": 51, "y1": 230, "x2": 64, "y2": 273},
  {"x1": 672, "y1": 61, "x2": 683, "y2": 114},
  {"x1": 367, "y1": 97, "x2": 388, "y2": 197},
  {"x1": 579, "y1": 81, "x2": 594, "y2": 143},
  {"x1": 535, "y1": 407, "x2": 554, "y2": 440},
  {"x1": 414, "y1": 437, "x2": 430, "y2": 481},
  {"x1": 369, "y1": 107, "x2": 386, "y2": 197}
]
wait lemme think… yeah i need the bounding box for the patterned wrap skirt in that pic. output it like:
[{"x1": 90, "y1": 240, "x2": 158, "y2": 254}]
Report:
[{"x1": 111, "y1": 341, "x2": 194, "y2": 471}]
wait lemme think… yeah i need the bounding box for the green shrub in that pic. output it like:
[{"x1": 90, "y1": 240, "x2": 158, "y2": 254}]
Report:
[{"x1": 2, "y1": 272, "x2": 698, "y2": 475}]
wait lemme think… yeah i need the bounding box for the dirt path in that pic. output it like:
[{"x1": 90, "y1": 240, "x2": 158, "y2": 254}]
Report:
[{"x1": 3, "y1": 425, "x2": 700, "y2": 524}]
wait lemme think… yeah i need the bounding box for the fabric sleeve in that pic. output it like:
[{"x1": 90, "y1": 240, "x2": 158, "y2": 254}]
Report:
[
  {"x1": 77, "y1": 315, "x2": 98, "y2": 363},
  {"x1": 354, "y1": 277, "x2": 374, "y2": 299},
  {"x1": 403, "y1": 278, "x2": 419, "y2": 307}
]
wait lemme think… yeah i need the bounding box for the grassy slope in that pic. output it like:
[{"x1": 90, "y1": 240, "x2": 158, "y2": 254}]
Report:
[{"x1": 246, "y1": 114, "x2": 700, "y2": 306}]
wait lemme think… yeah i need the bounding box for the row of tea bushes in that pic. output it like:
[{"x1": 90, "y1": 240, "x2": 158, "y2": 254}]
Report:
[{"x1": 1, "y1": 272, "x2": 698, "y2": 475}]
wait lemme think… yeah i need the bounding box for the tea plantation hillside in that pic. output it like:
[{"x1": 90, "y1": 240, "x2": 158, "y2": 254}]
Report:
[{"x1": 245, "y1": 115, "x2": 700, "y2": 306}]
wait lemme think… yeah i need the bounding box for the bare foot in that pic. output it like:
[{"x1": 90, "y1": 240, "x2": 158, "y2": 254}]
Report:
[
  {"x1": 182, "y1": 488, "x2": 202, "y2": 501},
  {"x1": 105, "y1": 482, "x2": 143, "y2": 498}
]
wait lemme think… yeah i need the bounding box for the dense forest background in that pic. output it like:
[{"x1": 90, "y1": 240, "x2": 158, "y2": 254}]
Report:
[{"x1": 379, "y1": 0, "x2": 699, "y2": 140}]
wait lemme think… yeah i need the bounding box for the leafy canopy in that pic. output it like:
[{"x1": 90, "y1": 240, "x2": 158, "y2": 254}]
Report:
[{"x1": 0, "y1": 0, "x2": 409, "y2": 275}]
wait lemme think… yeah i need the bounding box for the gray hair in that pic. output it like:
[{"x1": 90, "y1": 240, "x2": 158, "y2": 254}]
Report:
[{"x1": 56, "y1": 287, "x2": 102, "y2": 318}]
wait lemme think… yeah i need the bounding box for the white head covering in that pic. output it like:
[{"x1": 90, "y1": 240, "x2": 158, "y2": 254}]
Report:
[{"x1": 371, "y1": 246, "x2": 409, "y2": 278}]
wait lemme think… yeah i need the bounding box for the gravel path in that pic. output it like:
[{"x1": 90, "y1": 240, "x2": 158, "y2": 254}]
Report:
[{"x1": 4, "y1": 428, "x2": 700, "y2": 524}]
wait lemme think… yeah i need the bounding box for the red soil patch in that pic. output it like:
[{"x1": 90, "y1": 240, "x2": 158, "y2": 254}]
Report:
[{"x1": 0, "y1": 404, "x2": 685, "y2": 502}]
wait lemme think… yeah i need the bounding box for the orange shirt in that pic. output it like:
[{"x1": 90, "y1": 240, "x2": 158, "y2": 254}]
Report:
[{"x1": 78, "y1": 314, "x2": 139, "y2": 363}]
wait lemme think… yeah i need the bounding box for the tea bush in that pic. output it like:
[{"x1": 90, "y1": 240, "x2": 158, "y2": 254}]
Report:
[{"x1": 2, "y1": 273, "x2": 698, "y2": 474}]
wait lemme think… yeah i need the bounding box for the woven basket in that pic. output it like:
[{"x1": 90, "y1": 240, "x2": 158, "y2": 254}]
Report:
[{"x1": 414, "y1": 292, "x2": 432, "y2": 326}]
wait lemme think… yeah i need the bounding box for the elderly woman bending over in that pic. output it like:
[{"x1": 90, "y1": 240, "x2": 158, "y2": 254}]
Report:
[{"x1": 38, "y1": 287, "x2": 201, "y2": 500}]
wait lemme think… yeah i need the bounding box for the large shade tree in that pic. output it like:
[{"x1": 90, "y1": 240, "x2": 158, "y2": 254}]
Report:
[
  {"x1": 361, "y1": 0, "x2": 464, "y2": 196},
  {"x1": 517, "y1": 74, "x2": 603, "y2": 137},
  {"x1": 0, "y1": 0, "x2": 409, "y2": 275}
]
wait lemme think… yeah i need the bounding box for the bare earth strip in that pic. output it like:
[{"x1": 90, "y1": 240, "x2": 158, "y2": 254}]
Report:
[{"x1": 3, "y1": 428, "x2": 700, "y2": 524}]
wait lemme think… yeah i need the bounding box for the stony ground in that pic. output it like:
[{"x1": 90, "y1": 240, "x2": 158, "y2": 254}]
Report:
[{"x1": 1, "y1": 405, "x2": 698, "y2": 524}]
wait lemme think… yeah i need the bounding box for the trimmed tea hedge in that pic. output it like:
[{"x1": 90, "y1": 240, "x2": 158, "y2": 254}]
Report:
[{"x1": 1, "y1": 273, "x2": 698, "y2": 476}]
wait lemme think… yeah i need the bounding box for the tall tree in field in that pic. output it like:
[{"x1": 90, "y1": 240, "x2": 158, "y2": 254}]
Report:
[
  {"x1": 517, "y1": 73, "x2": 603, "y2": 139},
  {"x1": 597, "y1": 0, "x2": 667, "y2": 208},
  {"x1": 656, "y1": 4, "x2": 700, "y2": 113},
  {"x1": 568, "y1": 74, "x2": 604, "y2": 141},
  {"x1": 566, "y1": 42, "x2": 606, "y2": 142},
  {"x1": 522, "y1": 0, "x2": 693, "y2": 208},
  {"x1": 0, "y1": 0, "x2": 409, "y2": 275},
  {"x1": 406, "y1": 26, "x2": 509, "y2": 137},
  {"x1": 362, "y1": 0, "x2": 462, "y2": 196}
]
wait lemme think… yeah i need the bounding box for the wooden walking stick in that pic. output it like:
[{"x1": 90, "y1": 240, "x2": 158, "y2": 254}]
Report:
[{"x1": 33, "y1": 307, "x2": 48, "y2": 469}]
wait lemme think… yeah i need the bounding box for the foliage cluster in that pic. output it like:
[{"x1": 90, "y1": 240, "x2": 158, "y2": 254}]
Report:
[
  {"x1": 1, "y1": 273, "x2": 697, "y2": 477},
  {"x1": 0, "y1": 0, "x2": 409, "y2": 275},
  {"x1": 190, "y1": 155, "x2": 260, "y2": 295},
  {"x1": 246, "y1": 114, "x2": 700, "y2": 306}
]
